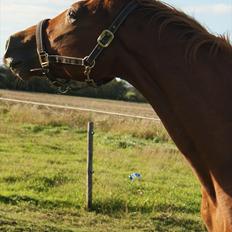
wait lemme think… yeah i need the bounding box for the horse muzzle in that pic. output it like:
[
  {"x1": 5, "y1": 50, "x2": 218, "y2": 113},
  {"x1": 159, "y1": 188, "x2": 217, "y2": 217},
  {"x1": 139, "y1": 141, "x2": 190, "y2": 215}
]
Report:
[
  {"x1": 3, "y1": 35, "x2": 38, "y2": 80},
  {"x1": 4, "y1": 36, "x2": 22, "y2": 68}
]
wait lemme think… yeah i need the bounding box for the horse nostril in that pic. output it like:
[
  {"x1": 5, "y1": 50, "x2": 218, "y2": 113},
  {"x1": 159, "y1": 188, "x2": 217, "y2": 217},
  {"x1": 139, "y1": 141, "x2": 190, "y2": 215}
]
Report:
[
  {"x1": 3, "y1": 57, "x2": 13, "y2": 68},
  {"x1": 3, "y1": 58, "x2": 22, "y2": 69}
]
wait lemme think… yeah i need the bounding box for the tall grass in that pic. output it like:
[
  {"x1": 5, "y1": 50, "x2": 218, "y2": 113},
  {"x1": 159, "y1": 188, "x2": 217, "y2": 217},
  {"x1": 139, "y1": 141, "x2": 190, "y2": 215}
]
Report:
[{"x1": 3, "y1": 102, "x2": 170, "y2": 142}]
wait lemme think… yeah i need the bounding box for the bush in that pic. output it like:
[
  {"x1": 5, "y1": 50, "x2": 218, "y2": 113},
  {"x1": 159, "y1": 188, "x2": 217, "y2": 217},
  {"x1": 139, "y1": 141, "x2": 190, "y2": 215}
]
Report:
[{"x1": 0, "y1": 65, "x2": 147, "y2": 102}]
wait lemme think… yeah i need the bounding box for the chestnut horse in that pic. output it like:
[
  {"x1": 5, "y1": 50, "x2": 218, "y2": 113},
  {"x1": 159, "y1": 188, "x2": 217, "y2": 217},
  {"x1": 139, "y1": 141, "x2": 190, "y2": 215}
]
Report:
[{"x1": 3, "y1": 0, "x2": 232, "y2": 231}]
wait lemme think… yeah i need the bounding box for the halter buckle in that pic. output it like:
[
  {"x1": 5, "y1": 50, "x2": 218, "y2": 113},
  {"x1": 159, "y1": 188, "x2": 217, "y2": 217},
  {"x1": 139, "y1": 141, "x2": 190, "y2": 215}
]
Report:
[
  {"x1": 97, "y1": 30, "x2": 114, "y2": 48},
  {"x1": 83, "y1": 57, "x2": 96, "y2": 69},
  {"x1": 38, "y1": 51, "x2": 49, "y2": 68}
]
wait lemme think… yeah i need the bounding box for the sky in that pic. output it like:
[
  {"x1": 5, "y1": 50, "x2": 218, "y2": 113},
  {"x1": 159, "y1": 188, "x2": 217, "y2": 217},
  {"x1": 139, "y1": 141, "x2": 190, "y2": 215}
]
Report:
[{"x1": 0, "y1": 0, "x2": 232, "y2": 60}]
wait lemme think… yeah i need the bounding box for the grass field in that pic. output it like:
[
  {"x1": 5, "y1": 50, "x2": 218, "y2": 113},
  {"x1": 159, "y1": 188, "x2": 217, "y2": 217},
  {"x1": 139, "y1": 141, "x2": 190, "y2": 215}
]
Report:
[{"x1": 0, "y1": 92, "x2": 206, "y2": 231}]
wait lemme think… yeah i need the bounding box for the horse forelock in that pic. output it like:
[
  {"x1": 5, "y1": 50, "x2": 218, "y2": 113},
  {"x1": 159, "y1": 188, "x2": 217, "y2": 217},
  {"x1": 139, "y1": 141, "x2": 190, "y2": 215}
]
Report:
[
  {"x1": 135, "y1": 0, "x2": 232, "y2": 62},
  {"x1": 85, "y1": 0, "x2": 112, "y2": 10}
]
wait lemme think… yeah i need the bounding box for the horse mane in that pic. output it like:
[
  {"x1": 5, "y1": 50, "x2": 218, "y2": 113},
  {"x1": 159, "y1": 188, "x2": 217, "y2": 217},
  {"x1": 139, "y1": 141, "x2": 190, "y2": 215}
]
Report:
[
  {"x1": 86, "y1": 0, "x2": 232, "y2": 61},
  {"x1": 135, "y1": 0, "x2": 232, "y2": 62}
]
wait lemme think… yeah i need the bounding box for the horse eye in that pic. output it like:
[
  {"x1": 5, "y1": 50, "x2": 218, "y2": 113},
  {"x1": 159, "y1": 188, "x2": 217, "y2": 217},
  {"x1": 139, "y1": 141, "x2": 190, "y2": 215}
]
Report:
[{"x1": 68, "y1": 9, "x2": 77, "y2": 23}]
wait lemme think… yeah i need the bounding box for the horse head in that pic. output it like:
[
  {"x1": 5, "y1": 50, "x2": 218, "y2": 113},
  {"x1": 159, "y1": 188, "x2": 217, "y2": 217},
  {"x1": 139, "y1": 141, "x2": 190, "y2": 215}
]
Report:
[{"x1": 3, "y1": 0, "x2": 131, "y2": 86}]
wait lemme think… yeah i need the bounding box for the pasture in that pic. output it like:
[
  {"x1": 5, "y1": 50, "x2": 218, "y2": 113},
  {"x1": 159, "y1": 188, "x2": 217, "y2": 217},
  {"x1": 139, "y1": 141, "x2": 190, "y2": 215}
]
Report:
[{"x1": 0, "y1": 91, "x2": 206, "y2": 231}]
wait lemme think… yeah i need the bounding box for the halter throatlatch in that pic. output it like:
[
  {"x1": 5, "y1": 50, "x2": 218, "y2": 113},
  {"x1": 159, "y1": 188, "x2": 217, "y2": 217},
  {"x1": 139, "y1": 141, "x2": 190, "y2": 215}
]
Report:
[{"x1": 32, "y1": 0, "x2": 138, "y2": 93}]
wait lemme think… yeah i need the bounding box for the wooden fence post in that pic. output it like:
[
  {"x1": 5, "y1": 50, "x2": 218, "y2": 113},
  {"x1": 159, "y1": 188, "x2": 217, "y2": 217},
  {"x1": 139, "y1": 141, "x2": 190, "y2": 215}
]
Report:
[{"x1": 86, "y1": 121, "x2": 94, "y2": 210}]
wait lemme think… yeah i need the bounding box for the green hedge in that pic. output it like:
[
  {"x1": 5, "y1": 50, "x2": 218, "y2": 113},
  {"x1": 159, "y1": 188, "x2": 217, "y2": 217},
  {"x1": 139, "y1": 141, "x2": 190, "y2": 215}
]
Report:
[{"x1": 0, "y1": 66, "x2": 146, "y2": 102}]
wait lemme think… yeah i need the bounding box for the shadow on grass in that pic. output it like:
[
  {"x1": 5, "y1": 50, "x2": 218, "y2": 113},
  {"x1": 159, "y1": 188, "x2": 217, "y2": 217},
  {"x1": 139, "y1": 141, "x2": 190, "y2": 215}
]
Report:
[
  {"x1": 92, "y1": 198, "x2": 199, "y2": 214},
  {"x1": 0, "y1": 195, "x2": 205, "y2": 231},
  {"x1": 92, "y1": 199, "x2": 205, "y2": 231},
  {"x1": 0, "y1": 194, "x2": 198, "y2": 214},
  {"x1": 0, "y1": 194, "x2": 80, "y2": 210},
  {"x1": 91, "y1": 199, "x2": 205, "y2": 231},
  {"x1": 0, "y1": 214, "x2": 66, "y2": 232},
  {"x1": 152, "y1": 214, "x2": 206, "y2": 232}
]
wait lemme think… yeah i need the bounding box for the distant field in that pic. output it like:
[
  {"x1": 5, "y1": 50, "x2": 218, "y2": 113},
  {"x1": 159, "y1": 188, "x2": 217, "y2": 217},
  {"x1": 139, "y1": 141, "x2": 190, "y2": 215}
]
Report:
[
  {"x1": 0, "y1": 91, "x2": 206, "y2": 232},
  {"x1": 0, "y1": 90, "x2": 157, "y2": 118}
]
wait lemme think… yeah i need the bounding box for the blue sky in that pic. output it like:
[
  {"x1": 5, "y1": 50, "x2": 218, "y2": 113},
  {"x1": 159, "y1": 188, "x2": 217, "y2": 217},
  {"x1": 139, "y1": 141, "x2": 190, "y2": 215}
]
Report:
[{"x1": 0, "y1": 0, "x2": 232, "y2": 59}]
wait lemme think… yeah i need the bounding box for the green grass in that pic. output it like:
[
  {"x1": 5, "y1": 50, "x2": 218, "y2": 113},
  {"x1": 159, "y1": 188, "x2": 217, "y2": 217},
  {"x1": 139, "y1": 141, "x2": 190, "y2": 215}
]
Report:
[{"x1": 0, "y1": 103, "x2": 206, "y2": 231}]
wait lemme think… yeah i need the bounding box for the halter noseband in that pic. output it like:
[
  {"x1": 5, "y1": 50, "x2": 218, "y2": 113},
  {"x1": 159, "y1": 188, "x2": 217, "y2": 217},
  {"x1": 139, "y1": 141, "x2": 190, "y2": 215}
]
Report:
[{"x1": 32, "y1": 1, "x2": 138, "y2": 92}]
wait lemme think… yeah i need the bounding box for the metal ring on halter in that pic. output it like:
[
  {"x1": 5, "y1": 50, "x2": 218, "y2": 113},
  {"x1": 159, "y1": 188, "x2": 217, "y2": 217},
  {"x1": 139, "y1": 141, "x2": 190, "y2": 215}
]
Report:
[{"x1": 83, "y1": 56, "x2": 96, "y2": 69}]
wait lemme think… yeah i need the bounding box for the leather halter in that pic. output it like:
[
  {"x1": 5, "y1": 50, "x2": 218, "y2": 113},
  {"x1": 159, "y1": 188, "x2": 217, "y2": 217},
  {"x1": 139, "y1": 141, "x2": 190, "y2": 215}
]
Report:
[{"x1": 32, "y1": 1, "x2": 138, "y2": 92}]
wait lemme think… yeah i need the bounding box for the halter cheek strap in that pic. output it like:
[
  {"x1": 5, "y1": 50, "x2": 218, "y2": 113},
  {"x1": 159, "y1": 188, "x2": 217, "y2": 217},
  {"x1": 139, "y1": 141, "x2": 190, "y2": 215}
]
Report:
[{"x1": 33, "y1": 0, "x2": 138, "y2": 91}]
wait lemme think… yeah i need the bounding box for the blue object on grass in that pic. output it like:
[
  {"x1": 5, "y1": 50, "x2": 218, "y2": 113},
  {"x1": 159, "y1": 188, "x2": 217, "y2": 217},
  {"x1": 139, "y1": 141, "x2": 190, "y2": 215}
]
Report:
[{"x1": 129, "y1": 173, "x2": 142, "y2": 181}]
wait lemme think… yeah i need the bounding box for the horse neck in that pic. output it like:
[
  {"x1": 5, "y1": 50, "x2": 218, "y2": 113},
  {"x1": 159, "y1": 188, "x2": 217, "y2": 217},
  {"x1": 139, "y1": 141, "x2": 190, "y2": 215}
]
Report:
[{"x1": 114, "y1": 10, "x2": 232, "y2": 204}]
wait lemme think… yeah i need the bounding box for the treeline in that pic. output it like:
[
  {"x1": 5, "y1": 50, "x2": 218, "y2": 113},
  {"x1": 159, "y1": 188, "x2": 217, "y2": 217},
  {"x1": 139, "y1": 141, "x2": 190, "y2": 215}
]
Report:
[{"x1": 0, "y1": 66, "x2": 146, "y2": 102}]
